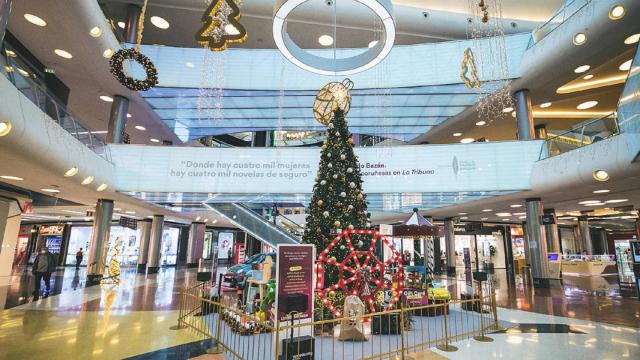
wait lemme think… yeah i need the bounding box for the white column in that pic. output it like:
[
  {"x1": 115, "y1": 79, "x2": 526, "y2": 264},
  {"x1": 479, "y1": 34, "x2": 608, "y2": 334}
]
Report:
[
  {"x1": 187, "y1": 222, "x2": 205, "y2": 267},
  {"x1": 0, "y1": 200, "x2": 21, "y2": 282}
]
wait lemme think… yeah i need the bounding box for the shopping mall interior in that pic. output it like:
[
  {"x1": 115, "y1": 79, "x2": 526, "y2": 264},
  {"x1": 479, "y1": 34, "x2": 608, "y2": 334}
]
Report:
[{"x1": 1, "y1": 0, "x2": 639, "y2": 359}]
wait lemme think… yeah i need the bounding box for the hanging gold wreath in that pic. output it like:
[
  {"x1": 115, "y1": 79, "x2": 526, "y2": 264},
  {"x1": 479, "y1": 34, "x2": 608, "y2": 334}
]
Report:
[
  {"x1": 313, "y1": 79, "x2": 354, "y2": 125},
  {"x1": 460, "y1": 48, "x2": 481, "y2": 89},
  {"x1": 196, "y1": 0, "x2": 248, "y2": 51},
  {"x1": 109, "y1": 0, "x2": 158, "y2": 91}
]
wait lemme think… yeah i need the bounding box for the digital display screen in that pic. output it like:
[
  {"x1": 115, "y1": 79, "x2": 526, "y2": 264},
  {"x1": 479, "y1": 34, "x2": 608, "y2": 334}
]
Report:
[
  {"x1": 548, "y1": 253, "x2": 559, "y2": 261},
  {"x1": 45, "y1": 235, "x2": 63, "y2": 254}
]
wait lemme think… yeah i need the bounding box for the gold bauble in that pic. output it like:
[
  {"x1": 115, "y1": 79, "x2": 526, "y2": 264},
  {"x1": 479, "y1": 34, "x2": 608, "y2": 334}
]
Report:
[
  {"x1": 317, "y1": 200, "x2": 324, "y2": 206},
  {"x1": 347, "y1": 224, "x2": 354, "y2": 230},
  {"x1": 312, "y1": 79, "x2": 354, "y2": 125},
  {"x1": 334, "y1": 220, "x2": 341, "y2": 228},
  {"x1": 348, "y1": 138, "x2": 354, "y2": 144},
  {"x1": 328, "y1": 290, "x2": 336, "y2": 298},
  {"x1": 329, "y1": 256, "x2": 337, "y2": 263},
  {"x1": 357, "y1": 193, "x2": 364, "y2": 201}
]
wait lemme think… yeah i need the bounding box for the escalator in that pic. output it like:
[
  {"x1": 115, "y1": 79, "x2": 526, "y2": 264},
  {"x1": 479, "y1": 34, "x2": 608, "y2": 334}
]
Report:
[{"x1": 206, "y1": 203, "x2": 301, "y2": 247}]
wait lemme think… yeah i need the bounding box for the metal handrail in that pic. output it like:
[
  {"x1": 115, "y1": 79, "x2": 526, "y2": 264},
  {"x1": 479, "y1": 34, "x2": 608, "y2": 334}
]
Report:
[
  {"x1": 1, "y1": 49, "x2": 112, "y2": 162},
  {"x1": 538, "y1": 113, "x2": 618, "y2": 160},
  {"x1": 528, "y1": 0, "x2": 592, "y2": 48}
]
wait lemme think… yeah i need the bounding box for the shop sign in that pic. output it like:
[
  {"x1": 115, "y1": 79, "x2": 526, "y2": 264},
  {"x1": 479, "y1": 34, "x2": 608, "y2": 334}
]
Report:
[
  {"x1": 119, "y1": 216, "x2": 138, "y2": 230},
  {"x1": 403, "y1": 289, "x2": 428, "y2": 306},
  {"x1": 234, "y1": 243, "x2": 245, "y2": 264},
  {"x1": 39, "y1": 225, "x2": 64, "y2": 236}
]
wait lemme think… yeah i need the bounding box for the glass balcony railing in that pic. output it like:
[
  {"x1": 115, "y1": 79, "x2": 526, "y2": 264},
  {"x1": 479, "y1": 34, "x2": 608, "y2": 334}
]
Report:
[
  {"x1": 539, "y1": 113, "x2": 619, "y2": 159},
  {"x1": 528, "y1": 0, "x2": 592, "y2": 48},
  {"x1": 1, "y1": 48, "x2": 111, "y2": 162}
]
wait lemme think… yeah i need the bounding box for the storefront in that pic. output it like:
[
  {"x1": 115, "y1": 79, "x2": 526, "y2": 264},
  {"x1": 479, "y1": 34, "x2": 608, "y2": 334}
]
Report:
[{"x1": 441, "y1": 223, "x2": 510, "y2": 271}]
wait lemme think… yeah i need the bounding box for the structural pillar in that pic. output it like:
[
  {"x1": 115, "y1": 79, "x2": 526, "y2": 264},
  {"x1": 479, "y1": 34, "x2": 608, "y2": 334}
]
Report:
[
  {"x1": 0, "y1": 0, "x2": 13, "y2": 44},
  {"x1": 444, "y1": 217, "x2": 456, "y2": 276},
  {"x1": 578, "y1": 216, "x2": 594, "y2": 255},
  {"x1": 146, "y1": 215, "x2": 164, "y2": 274},
  {"x1": 86, "y1": 199, "x2": 114, "y2": 286},
  {"x1": 543, "y1": 209, "x2": 561, "y2": 253},
  {"x1": 124, "y1": 4, "x2": 141, "y2": 44},
  {"x1": 187, "y1": 222, "x2": 206, "y2": 268},
  {"x1": 107, "y1": 95, "x2": 129, "y2": 144},
  {"x1": 515, "y1": 89, "x2": 534, "y2": 140},
  {"x1": 136, "y1": 219, "x2": 152, "y2": 273},
  {"x1": 252, "y1": 131, "x2": 273, "y2": 147},
  {"x1": 524, "y1": 198, "x2": 551, "y2": 287}
]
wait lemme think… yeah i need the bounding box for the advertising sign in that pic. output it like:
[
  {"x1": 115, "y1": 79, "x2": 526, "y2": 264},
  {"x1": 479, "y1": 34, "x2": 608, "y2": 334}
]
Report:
[
  {"x1": 234, "y1": 243, "x2": 245, "y2": 265},
  {"x1": 275, "y1": 244, "x2": 315, "y2": 326},
  {"x1": 218, "y1": 232, "x2": 234, "y2": 260}
]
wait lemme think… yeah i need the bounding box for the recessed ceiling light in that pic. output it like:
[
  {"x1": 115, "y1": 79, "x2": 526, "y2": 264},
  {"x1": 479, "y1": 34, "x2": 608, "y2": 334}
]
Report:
[
  {"x1": 592, "y1": 189, "x2": 610, "y2": 194},
  {"x1": 204, "y1": 218, "x2": 209, "y2": 223},
  {"x1": 579, "y1": 200, "x2": 602, "y2": 205},
  {"x1": 583, "y1": 74, "x2": 594, "y2": 80},
  {"x1": 81, "y1": 176, "x2": 95, "y2": 185},
  {"x1": 609, "y1": 5, "x2": 625, "y2": 20},
  {"x1": 54, "y1": 49, "x2": 73, "y2": 59},
  {"x1": 195, "y1": 216, "x2": 202, "y2": 221},
  {"x1": 539, "y1": 102, "x2": 552, "y2": 108},
  {"x1": 583, "y1": 202, "x2": 606, "y2": 206},
  {"x1": 0, "y1": 175, "x2": 24, "y2": 181},
  {"x1": 619, "y1": 59, "x2": 632, "y2": 71},
  {"x1": 224, "y1": 24, "x2": 239, "y2": 35},
  {"x1": 593, "y1": 169, "x2": 609, "y2": 181},
  {"x1": 453, "y1": 132, "x2": 462, "y2": 137},
  {"x1": 126, "y1": 113, "x2": 132, "y2": 119},
  {"x1": 502, "y1": 107, "x2": 514, "y2": 113},
  {"x1": 150, "y1": 16, "x2": 170, "y2": 29},
  {"x1": 573, "y1": 32, "x2": 587, "y2": 45},
  {"x1": 605, "y1": 199, "x2": 628, "y2": 203},
  {"x1": 475, "y1": 121, "x2": 486, "y2": 126},
  {"x1": 460, "y1": 216, "x2": 469, "y2": 220},
  {"x1": 89, "y1": 26, "x2": 103, "y2": 37},
  {"x1": 100, "y1": 95, "x2": 113, "y2": 102},
  {"x1": 577, "y1": 101, "x2": 598, "y2": 110},
  {"x1": 24, "y1": 14, "x2": 47, "y2": 27},
  {"x1": 125, "y1": 210, "x2": 136, "y2": 214},
  {"x1": 135, "y1": 125, "x2": 146, "y2": 131},
  {"x1": 496, "y1": 212, "x2": 511, "y2": 217},
  {"x1": 185, "y1": 62, "x2": 195, "y2": 68},
  {"x1": 96, "y1": 183, "x2": 108, "y2": 192},
  {"x1": 41, "y1": 188, "x2": 60, "y2": 193},
  {"x1": 212, "y1": 219, "x2": 218, "y2": 224},
  {"x1": 318, "y1": 35, "x2": 334, "y2": 46},
  {"x1": 368, "y1": 40, "x2": 378, "y2": 48},
  {"x1": 458, "y1": 212, "x2": 468, "y2": 215},
  {"x1": 510, "y1": 204, "x2": 522, "y2": 208},
  {"x1": 114, "y1": 208, "x2": 122, "y2": 211},
  {"x1": 460, "y1": 138, "x2": 474, "y2": 143},
  {"x1": 0, "y1": 121, "x2": 11, "y2": 136},
  {"x1": 519, "y1": 216, "x2": 526, "y2": 219},
  {"x1": 150, "y1": 138, "x2": 160, "y2": 143},
  {"x1": 624, "y1": 34, "x2": 640, "y2": 45},
  {"x1": 64, "y1": 167, "x2": 79, "y2": 177},
  {"x1": 574, "y1": 65, "x2": 590, "y2": 73},
  {"x1": 102, "y1": 49, "x2": 114, "y2": 58},
  {"x1": 513, "y1": 212, "x2": 526, "y2": 216},
  {"x1": 482, "y1": 209, "x2": 492, "y2": 212},
  {"x1": 481, "y1": 217, "x2": 488, "y2": 221},
  {"x1": 117, "y1": 21, "x2": 125, "y2": 29}
]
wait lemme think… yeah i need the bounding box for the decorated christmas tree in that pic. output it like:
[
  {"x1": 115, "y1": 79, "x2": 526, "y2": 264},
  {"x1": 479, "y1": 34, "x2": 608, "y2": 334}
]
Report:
[{"x1": 302, "y1": 108, "x2": 371, "y2": 289}]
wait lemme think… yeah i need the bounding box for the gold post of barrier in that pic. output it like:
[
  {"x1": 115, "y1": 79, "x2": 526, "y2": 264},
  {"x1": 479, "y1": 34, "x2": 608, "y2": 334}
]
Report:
[
  {"x1": 169, "y1": 289, "x2": 185, "y2": 330},
  {"x1": 275, "y1": 319, "x2": 281, "y2": 360},
  {"x1": 473, "y1": 284, "x2": 493, "y2": 342},
  {"x1": 205, "y1": 300, "x2": 224, "y2": 354},
  {"x1": 490, "y1": 281, "x2": 505, "y2": 331},
  {"x1": 435, "y1": 300, "x2": 458, "y2": 352}
]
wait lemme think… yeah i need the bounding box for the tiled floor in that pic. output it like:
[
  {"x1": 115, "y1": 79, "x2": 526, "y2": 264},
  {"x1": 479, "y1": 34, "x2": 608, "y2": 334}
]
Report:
[{"x1": 0, "y1": 266, "x2": 638, "y2": 359}]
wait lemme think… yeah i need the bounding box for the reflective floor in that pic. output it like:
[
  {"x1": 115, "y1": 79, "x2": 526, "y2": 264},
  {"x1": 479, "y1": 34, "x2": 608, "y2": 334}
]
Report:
[{"x1": 0, "y1": 266, "x2": 637, "y2": 359}]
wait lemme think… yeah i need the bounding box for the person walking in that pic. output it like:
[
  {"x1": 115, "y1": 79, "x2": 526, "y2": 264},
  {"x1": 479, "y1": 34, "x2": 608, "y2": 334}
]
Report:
[
  {"x1": 75, "y1": 248, "x2": 84, "y2": 269},
  {"x1": 32, "y1": 246, "x2": 57, "y2": 300}
]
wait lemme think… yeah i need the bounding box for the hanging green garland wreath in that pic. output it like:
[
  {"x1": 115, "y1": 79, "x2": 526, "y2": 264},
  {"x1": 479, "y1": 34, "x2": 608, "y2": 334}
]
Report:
[{"x1": 109, "y1": 48, "x2": 158, "y2": 91}]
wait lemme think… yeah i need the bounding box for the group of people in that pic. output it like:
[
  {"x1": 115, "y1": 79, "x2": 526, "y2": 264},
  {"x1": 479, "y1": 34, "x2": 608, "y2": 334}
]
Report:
[{"x1": 30, "y1": 246, "x2": 84, "y2": 300}]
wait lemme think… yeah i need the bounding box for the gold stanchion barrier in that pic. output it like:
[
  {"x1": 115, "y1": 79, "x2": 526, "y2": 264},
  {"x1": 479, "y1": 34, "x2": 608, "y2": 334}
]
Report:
[
  {"x1": 206, "y1": 301, "x2": 224, "y2": 354},
  {"x1": 435, "y1": 300, "x2": 458, "y2": 352},
  {"x1": 473, "y1": 284, "x2": 493, "y2": 342}
]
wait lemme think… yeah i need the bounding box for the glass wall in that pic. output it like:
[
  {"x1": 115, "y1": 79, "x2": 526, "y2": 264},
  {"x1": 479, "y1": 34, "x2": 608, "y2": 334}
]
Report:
[
  {"x1": 160, "y1": 227, "x2": 180, "y2": 266},
  {"x1": 618, "y1": 38, "x2": 640, "y2": 135}
]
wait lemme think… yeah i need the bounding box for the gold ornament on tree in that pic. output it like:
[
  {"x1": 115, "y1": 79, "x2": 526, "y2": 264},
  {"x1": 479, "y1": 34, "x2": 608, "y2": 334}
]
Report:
[
  {"x1": 313, "y1": 79, "x2": 354, "y2": 125},
  {"x1": 196, "y1": 0, "x2": 248, "y2": 51},
  {"x1": 460, "y1": 48, "x2": 481, "y2": 89}
]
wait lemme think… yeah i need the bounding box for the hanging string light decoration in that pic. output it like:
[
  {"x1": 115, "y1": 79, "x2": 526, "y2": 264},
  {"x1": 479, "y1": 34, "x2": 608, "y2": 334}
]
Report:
[
  {"x1": 109, "y1": 0, "x2": 158, "y2": 91},
  {"x1": 465, "y1": 0, "x2": 514, "y2": 125},
  {"x1": 313, "y1": 79, "x2": 354, "y2": 125},
  {"x1": 196, "y1": 0, "x2": 248, "y2": 51}
]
